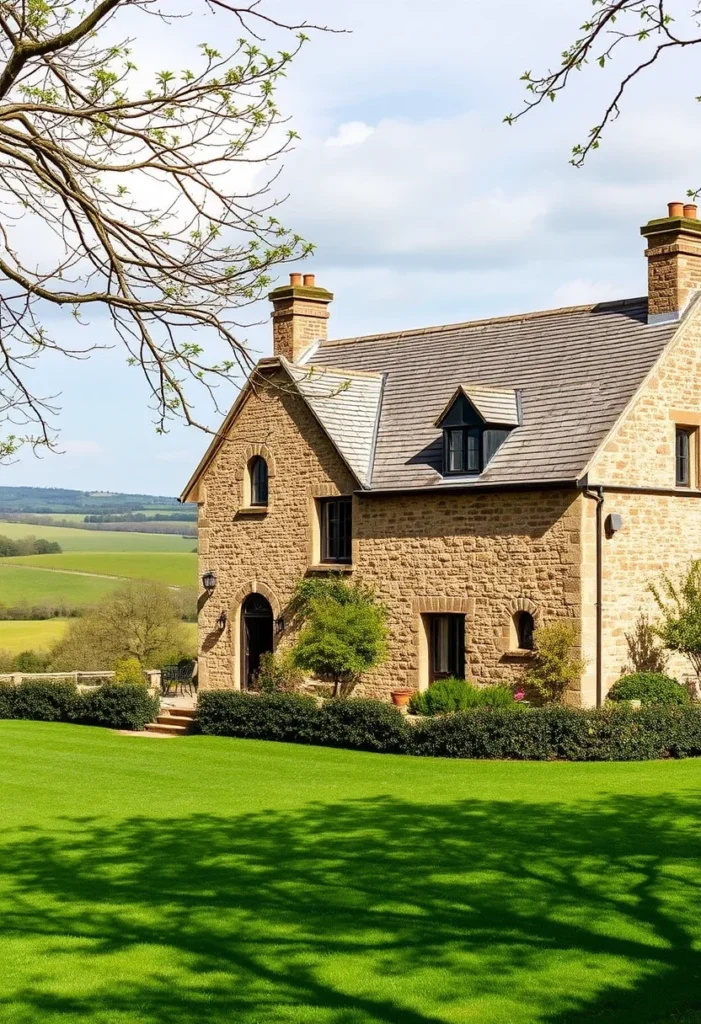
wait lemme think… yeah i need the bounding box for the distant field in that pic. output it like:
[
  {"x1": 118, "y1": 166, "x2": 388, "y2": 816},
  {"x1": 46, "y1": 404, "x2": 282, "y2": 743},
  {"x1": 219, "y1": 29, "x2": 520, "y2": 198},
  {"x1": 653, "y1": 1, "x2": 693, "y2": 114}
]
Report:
[
  {"x1": 0, "y1": 619, "x2": 71, "y2": 653},
  {"x1": 0, "y1": 618, "x2": 197, "y2": 656},
  {"x1": 0, "y1": 521, "x2": 194, "y2": 552},
  {"x1": 5, "y1": 552, "x2": 197, "y2": 588},
  {"x1": 0, "y1": 562, "x2": 122, "y2": 606}
]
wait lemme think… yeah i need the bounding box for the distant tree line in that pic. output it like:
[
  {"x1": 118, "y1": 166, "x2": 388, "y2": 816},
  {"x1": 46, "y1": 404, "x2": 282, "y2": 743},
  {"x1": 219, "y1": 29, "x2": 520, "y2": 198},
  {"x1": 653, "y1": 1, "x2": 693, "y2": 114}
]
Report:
[
  {"x1": 84, "y1": 512, "x2": 196, "y2": 523},
  {"x1": 0, "y1": 535, "x2": 61, "y2": 557}
]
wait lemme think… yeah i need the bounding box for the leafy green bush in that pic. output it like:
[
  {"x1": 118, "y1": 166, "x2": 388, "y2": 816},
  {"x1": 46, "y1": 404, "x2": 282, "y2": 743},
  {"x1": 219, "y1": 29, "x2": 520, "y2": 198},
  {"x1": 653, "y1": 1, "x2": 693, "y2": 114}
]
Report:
[
  {"x1": 12, "y1": 650, "x2": 50, "y2": 673},
  {"x1": 408, "y1": 705, "x2": 701, "y2": 761},
  {"x1": 196, "y1": 691, "x2": 701, "y2": 761},
  {"x1": 0, "y1": 680, "x2": 77, "y2": 721},
  {"x1": 250, "y1": 651, "x2": 303, "y2": 693},
  {"x1": 524, "y1": 622, "x2": 585, "y2": 704},
  {"x1": 408, "y1": 678, "x2": 515, "y2": 716},
  {"x1": 114, "y1": 657, "x2": 146, "y2": 686},
  {"x1": 197, "y1": 691, "x2": 320, "y2": 743},
  {"x1": 318, "y1": 698, "x2": 408, "y2": 752},
  {"x1": 71, "y1": 684, "x2": 159, "y2": 731},
  {"x1": 607, "y1": 672, "x2": 689, "y2": 706},
  {"x1": 291, "y1": 582, "x2": 387, "y2": 697}
]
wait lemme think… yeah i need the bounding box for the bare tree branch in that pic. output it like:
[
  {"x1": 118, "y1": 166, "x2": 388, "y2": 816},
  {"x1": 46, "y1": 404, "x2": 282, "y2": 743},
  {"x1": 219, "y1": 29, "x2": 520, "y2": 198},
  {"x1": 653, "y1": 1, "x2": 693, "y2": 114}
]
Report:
[{"x1": 0, "y1": 0, "x2": 335, "y2": 457}]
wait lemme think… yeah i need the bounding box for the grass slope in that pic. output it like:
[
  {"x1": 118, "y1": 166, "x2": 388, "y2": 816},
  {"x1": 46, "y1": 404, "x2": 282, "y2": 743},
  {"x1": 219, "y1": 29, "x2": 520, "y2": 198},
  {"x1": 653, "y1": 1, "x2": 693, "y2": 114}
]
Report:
[
  {"x1": 6, "y1": 551, "x2": 197, "y2": 587},
  {"x1": 0, "y1": 724, "x2": 700, "y2": 1024},
  {"x1": 0, "y1": 562, "x2": 122, "y2": 606},
  {"x1": 0, "y1": 619, "x2": 72, "y2": 653},
  {"x1": 0, "y1": 520, "x2": 194, "y2": 551}
]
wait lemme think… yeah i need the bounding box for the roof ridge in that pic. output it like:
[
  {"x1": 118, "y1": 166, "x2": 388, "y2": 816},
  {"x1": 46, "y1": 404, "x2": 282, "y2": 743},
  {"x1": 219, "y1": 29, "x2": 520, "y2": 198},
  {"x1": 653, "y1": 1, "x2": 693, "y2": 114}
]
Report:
[{"x1": 318, "y1": 296, "x2": 647, "y2": 348}]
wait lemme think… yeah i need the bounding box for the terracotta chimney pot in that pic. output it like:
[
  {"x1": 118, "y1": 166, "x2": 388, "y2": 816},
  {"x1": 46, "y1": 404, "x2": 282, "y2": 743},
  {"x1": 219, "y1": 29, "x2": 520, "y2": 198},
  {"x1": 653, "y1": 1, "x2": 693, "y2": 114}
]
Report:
[
  {"x1": 268, "y1": 273, "x2": 334, "y2": 362},
  {"x1": 289, "y1": 272, "x2": 302, "y2": 286},
  {"x1": 668, "y1": 201, "x2": 684, "y2": 218},
  {"x1": 642, "y1": 202, "x2": 701, "y2": 322},
  {"x1": 684, "y1": 204, "x2": 698, "y2": 220},
  {"x1": 303, "y1": 274, "x2": 316, "y2": 287}
]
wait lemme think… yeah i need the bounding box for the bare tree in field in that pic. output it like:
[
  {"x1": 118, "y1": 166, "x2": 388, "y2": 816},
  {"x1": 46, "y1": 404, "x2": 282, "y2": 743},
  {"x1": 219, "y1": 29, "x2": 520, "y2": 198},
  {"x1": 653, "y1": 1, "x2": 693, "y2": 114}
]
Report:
[
  {"x1": 0, "y1": 0, "x2": 329, "y2": 457},
  {"x1": 505, "y1": 2, "x2": 701, "y2": 166}
]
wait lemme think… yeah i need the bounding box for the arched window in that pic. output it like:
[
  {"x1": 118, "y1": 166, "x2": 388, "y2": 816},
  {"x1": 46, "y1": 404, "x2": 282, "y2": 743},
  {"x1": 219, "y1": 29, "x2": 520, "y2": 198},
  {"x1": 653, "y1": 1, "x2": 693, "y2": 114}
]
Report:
[
  {"x1": 250, "y1": 456, "x2": 268, "y2": 506},
  {"x1": 514, "y1": 611, "x2": 535, "y2": 651}
]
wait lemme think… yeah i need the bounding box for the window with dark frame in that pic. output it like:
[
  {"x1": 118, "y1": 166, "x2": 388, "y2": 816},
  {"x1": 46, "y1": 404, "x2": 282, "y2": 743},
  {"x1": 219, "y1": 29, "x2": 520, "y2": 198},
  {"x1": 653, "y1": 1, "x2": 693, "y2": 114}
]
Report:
[
  {"x1": 676, "y1": 428, "x2": 692, "y2": 488},
  {"x1": 439, "y1": 393, "x2": 512, "y2": 477},
  {"x1": 320, "y1": 497, "x2": 352, "y2": 564},
  {"x1": 250, "y1": 456, "x2": 269, "y2": 506},
  {"x1": 428, "y1": 614, "x2": 466, "y2": 682}
]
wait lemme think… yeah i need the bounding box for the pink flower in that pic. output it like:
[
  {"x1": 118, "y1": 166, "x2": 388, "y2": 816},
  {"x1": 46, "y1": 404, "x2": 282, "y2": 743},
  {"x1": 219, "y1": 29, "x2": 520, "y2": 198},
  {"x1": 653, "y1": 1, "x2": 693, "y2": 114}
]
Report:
[{"x1": 514, "y1": 690, "x2": 526, "y2": 702}]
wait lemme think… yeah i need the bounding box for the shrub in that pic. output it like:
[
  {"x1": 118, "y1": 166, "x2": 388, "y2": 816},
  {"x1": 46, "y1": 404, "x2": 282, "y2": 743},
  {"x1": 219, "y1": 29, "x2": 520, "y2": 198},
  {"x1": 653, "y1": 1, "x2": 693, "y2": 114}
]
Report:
[
  {"x1": 524, "y1": 622, "x2": 585, "y2": 704},
  {"x1": 624, "y1": 613, "x2": 668, "y2": 674},
  {"x1": 408, "y1": 678, "x2": 516, "y2": 716},
  {"x1": 650, "y1": 561, "x2": 701, "y2": 681},
  {"x1": 197, "y1": 691, "x2": 320, "y2": 743},
  {"x1": 318, "y1": 698, "x2": 408, "y2": 752},
  {"x1": 114, "y1": 657, "x2": 146, "y2": 686},
  {"x1": 0, "y1": 680, "x2": 77, "y2": 721},
  {"x1": 195, "y1": 691, "x2": 701, "y2": 761},
  {"x1": 71, "y1": 684, "x2": 159, "y2": 731},
  {"x1": 607, "y1": 672, "x2": 689, "y2": 706},
  {"x1": 250, "y1": 651, "x2": 304, "y2": 693},
  {"x1": 12, "y1": 649, "x2": 50, "y2": 673},
  {"x1": 291, "y1": 582, "x2": 387, "y2": 697}
]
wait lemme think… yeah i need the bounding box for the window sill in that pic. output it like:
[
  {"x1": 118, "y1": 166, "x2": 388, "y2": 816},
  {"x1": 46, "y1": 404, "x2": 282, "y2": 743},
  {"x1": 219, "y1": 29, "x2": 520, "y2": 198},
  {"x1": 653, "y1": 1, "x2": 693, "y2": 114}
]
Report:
[
  {"x1": 502, "y1": 649, "x2": 536, "y2": 660},
  {"x1": 235, "y1": 506, "x2": 269, "y2": 517},
  {"x1": 307, "y1": 563, "x2": 354, "y2": 574}
]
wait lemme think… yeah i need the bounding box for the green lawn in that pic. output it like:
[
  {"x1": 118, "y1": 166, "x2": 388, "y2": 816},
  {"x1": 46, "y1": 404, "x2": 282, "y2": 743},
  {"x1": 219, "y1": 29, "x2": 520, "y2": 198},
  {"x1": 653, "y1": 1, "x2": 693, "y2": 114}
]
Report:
[
  {"x1": 0, "y1": 724, "x2": 700, "y2": 1023},
  {"x1": 4, "y1": 551, "x2": 197, "y2": 587},
  {"x1": 0, "y1": 520, "x2": 194, "y2": 551}
]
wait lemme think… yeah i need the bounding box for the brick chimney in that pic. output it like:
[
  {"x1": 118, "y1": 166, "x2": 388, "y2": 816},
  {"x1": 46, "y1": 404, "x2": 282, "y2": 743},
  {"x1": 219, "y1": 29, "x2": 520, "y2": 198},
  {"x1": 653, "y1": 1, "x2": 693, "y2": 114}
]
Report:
[
  {"x1": 268, "y1": 272, "x2": 334, "y2": 362},
  {"x1": 641, "y1": 201, "x2": 701, "y2": 323}
]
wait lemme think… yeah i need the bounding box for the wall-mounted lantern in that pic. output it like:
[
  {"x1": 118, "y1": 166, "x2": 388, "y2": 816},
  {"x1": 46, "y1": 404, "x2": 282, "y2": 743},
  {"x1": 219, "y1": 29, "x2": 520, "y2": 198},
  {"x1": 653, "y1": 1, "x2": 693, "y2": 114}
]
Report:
[
  {"x1": 202, "y1": 570, "x2": 217, "y2": 594},
  {"x1": 217, "y1": 610, "x2": 228, "y2": 632},
  {"x1": 275, "y1": 616, "x2": 285, "y2": 636}
]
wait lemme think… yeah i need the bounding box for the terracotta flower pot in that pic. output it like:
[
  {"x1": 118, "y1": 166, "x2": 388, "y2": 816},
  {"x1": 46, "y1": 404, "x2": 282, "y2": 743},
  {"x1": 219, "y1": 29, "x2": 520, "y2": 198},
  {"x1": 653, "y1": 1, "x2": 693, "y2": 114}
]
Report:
[{"x1": 391, "y1": 689, "x2": 413, "y2": 707}]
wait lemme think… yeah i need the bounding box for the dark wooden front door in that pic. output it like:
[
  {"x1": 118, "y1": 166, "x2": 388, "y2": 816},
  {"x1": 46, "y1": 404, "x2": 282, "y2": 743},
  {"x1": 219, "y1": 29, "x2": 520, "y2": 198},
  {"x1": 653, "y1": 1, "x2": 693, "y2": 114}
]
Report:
[{"x1": 242, "y1": 593, "x2": 274, "y2": 689}]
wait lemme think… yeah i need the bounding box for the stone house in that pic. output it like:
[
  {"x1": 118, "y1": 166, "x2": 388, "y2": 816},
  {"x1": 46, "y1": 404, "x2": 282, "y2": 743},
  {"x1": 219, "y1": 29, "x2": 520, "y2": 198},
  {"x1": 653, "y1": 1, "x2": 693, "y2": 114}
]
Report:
[{"x1": 182, "y1": 202, "x2": 701, "y2": 705}]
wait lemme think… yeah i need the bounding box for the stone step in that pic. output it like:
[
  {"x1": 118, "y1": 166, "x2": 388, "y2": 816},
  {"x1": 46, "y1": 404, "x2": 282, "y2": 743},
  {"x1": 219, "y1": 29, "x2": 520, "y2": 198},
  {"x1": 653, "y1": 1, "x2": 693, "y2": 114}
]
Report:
[
  {"x1": 145, "y1": 722, "x2": 190, "y2": 736},
  {"x1": 167, "y1": 708, "x2": 196, "y2": 719}
]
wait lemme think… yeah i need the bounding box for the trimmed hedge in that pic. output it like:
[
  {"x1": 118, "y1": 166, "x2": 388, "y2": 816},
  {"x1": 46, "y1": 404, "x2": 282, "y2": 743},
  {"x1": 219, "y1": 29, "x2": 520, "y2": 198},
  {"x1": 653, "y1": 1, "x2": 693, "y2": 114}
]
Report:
[
  {"x1": 196, "y1": 690, "x2": 701, "y2": 761},
  {"x1": 0, "y1": 680, "x2": 78, "y2": 721},
  {"x1": 0, "y1": 681, "x2": 159, "y2": 731},
  {"x1": 607, "y1": 672, "x2": 689, "y2": 706},
  {"x1": 70, "y1": 684, "x2": 160, "y2": 731}
]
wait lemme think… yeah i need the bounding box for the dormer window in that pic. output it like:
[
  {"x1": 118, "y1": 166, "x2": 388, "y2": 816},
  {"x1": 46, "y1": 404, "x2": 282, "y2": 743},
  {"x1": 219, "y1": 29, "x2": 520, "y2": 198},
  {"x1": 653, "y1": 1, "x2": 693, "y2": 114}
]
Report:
[{"x1": 436, "y1": 386, "x2": 520, "y2": 477}]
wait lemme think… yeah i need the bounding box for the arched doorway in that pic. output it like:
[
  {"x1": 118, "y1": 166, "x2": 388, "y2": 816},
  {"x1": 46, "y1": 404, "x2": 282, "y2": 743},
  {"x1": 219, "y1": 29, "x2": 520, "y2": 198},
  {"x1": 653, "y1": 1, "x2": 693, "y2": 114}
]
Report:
[{"x1": 242, "y1": 593, "x2": 274, "y2": 689}]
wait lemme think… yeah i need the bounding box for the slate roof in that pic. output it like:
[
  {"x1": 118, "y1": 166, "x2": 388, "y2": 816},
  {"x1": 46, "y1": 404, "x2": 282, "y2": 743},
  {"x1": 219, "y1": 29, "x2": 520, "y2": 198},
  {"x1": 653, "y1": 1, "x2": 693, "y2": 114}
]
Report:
[
  {"x1": 305, "y1": 297, "x2": 680, "y2": 491},
  {"x1": 285, "y1": 361, "x2": 384, "y2": 487},
  {"x1": 435, "y1": 385, "x2": 521, "y2": 428}
]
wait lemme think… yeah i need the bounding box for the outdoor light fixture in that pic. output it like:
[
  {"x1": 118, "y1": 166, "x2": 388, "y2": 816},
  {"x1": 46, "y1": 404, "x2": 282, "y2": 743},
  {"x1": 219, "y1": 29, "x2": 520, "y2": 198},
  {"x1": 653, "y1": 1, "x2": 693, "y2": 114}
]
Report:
[
  {"x1": 202, "y1": 570, "x2": 217, "y2": 594},
  {"x1": 275, "y1": 616, "x2": 285, "y2": 636},
  {"x1": 217, "y1": 611, "x2": 227, "y2": 631}
]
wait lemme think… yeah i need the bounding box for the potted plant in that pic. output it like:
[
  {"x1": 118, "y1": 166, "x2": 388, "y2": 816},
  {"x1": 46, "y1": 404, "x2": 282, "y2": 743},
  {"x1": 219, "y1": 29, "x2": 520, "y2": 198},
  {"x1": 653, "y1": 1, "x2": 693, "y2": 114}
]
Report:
[{"x1": 391, "y1": 688, "x2": 413, "y2": 707}]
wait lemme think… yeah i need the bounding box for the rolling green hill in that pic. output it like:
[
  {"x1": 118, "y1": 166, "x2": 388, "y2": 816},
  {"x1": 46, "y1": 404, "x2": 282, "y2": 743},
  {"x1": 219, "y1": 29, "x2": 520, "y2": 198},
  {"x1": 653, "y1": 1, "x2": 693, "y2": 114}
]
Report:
[
  {"x1": 0, "y1": 521, "x2": 194, "y2": 552},
  {"x1": 4, "y1": 552, "x2": 197, "y2": 588},
  {"x1": 0, "y1": 562, "x2": 124, "y2": 605}
]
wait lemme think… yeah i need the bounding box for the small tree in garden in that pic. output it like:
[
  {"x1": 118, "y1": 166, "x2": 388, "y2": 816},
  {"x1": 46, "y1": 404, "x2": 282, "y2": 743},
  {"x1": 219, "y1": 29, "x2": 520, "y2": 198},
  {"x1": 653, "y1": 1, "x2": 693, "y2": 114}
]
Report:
[
  {"x1": 524, "y1": 622, "x2": 585, "y2": 704},
  {"x1": 650, "y1": 561, "x2": 701, "y2": 681},
  {"x1": 290, "y1": 578, "x2": 387, "y2": 697},
  {"x1": 624, "y1": 612, "x2": 668, "y2": 675}
]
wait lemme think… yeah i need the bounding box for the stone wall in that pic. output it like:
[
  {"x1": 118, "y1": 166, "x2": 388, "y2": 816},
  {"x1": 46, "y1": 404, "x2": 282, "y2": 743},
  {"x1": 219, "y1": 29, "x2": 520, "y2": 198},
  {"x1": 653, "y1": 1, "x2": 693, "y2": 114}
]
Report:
[
  {"x1": 197, "y1": 369, "x2": 583, "y2": 700},
  {"x1": 587, "y1": 306, "x2": 701, "y2": 696}
]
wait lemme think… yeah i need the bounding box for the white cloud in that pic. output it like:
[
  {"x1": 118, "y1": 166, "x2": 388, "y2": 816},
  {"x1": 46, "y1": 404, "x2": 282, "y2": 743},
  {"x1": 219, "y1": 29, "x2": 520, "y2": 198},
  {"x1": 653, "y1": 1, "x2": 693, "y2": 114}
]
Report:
[{"x1": 324, "y1": 121, "x2": 375, "y2": 147}]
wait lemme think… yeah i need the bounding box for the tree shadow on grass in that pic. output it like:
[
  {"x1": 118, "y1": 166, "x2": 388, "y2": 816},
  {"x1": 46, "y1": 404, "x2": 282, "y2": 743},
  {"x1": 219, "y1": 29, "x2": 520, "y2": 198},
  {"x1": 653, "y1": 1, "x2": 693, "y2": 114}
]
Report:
[{"x1": 1, "y1": 791, "x2": 701, "y2": 1023}]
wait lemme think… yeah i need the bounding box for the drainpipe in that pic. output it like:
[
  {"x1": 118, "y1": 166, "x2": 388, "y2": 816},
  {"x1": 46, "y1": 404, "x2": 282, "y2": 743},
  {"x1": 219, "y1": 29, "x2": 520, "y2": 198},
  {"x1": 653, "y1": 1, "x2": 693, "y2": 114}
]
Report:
[{"x1": 581, "y1": 484, "x2": 604, "y2": 708}]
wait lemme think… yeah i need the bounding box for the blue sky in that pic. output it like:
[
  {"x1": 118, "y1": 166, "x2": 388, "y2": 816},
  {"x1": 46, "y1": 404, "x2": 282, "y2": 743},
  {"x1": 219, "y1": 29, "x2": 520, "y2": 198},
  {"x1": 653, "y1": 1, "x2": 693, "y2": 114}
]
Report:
[{"x1": 6, "y1": 0, "x2": 701, "y2": 496}]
